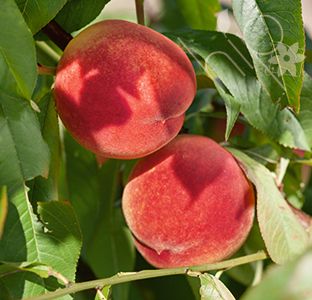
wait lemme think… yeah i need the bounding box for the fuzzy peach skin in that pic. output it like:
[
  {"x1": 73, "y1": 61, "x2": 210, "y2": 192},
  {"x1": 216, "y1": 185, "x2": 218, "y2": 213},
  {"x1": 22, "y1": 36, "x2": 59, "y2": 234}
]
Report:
[
  {"x1": 122, "y1": 135, "x2": 255, "y2": 268},
  {"x1": 54, "y1": 20, "x2": 196, "y2": 159}
]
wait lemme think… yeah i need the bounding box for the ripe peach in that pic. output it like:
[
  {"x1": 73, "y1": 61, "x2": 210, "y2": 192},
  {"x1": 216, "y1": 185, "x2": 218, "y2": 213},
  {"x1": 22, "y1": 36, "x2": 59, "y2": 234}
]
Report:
[
  {"x1": 209, "y1": 118, "x2": 245, "y2": 142},
  {"x1": 54, "y1": 20, "x2": 196, "y2": 159},
  {"x1": 122, "y1": 135, "x2": 255, "y2": 268}
]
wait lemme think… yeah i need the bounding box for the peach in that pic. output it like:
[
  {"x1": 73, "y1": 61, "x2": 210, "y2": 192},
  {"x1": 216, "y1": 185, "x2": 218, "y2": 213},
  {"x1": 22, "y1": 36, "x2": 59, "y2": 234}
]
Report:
[
  {"x1": 122, "y1": 135, "x2": 255, "y2": 268},
  {"x1": 54, "y1": 20, "x2": 196, "y2": 159}
]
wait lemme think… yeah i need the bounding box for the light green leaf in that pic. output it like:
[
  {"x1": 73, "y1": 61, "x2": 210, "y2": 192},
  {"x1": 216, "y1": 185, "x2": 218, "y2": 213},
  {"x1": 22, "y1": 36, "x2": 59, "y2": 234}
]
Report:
[
  {"x1": 232, "y1": 0, "x2": 305, "y2": 111},
  {"x1": 0, "y1": 0, "x2": 37, "y2": 99},
  {"x1": 0, "y1": 187, "x2": 8, "y2": 239},
  {"x1": 167, "y1": 30, "x2": 310, "y2": 151},
  {"x1": 56, "y1": 0, "x2": 110, "y2": 33},
  {"x1": 16, "y1": 0, "x2": 67, "y2": 34},
  {"x1": 176, "y1": 0, "x2": 220, "y2": 30},
  {"x1": 95, "y1": 285, "x2": 111, "y2": 300},
  {"x1": 229, "y1": 148, "x2": 309, "y2": 263},
  {"x1": 0, "y1": 182, "x2": 81, "y2": 298},
  {"x1": 199, "y1": 273, "x2": 236, "y2": 300},
  {"x1": 242, "y1": 249, "x2": 312, "y2": 300},
  {"x1": 298, "y1": 74, "x2": 312, "y2": 148},
  {"x1": 0, "y1": 91, "x2": 50, "y2": 185}
]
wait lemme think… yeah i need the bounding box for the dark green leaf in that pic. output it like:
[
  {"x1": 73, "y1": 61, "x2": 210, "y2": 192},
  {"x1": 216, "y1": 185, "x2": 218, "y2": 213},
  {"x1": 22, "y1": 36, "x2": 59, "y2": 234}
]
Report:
[
  {"x1": 16, "y1": 0, "x2": 67, "y2": 34},
  {"x1": 56, "y1": 0, "x2": 110, "y2": 33},
  {"x1": 229, "y1": 148, "x2": 309, "y2": 263},
  {"x1": 0, "y1": 92, "x2": 50, "y2": 185},
  {"x1": 242, "y1": 249, "x2": 312, "y2": 300},
  {"x1": 232, "y1": 0, "x2": 305, "y2": 111},
  {"x1": 167, "y1": 30, "x2": 310, "y2": 150},
  {"x1": 62, "y1": 133, "x2": 103, "y2": 244},
  {"x1": 62, "y1": 134, "x2": 135, "y2": 300},
  {"x1": 0, "y1": 0, "x2": 37, "y2": 99},
  {"x1": 175, "y1": 0, "x2": 220, "y2": 30},
  {"x1": 28, "y1": 93, "x2": 60, "y2": 202},
  {"x1": 84, "y1": 160, "x2": 135, "y2": 300}
]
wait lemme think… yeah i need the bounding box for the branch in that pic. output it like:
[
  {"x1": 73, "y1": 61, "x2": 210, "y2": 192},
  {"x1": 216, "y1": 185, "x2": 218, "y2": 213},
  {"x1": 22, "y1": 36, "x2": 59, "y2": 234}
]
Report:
[
  {"x1": 25, "y1": 251, "x2": 268, "y2": 300},
  {"x1": 41, "y1": 20, "x2": 73, "y2": 51},
  {"x1": 135, "y1": 0, "x2": 145, "y2": 26}
]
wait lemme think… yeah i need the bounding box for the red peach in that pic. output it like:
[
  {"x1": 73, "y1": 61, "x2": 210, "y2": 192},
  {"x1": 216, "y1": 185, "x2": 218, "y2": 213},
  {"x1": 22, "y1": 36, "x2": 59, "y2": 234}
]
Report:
[
  {"x1": 209, "y1": 118, "x2": 245, "y2": 142},
  {"x1": 54, "y1": 20, "x2": 196, "y2": 159},
  {"x1": 122, "y1": 135, "x2": 255, "y2": 268}
]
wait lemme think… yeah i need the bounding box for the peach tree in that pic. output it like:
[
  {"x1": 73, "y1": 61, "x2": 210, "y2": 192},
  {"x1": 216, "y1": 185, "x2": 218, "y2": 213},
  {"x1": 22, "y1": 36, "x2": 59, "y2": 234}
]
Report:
[{"x1": 0, "y1": 0, "x2": 312, "y2": 299}]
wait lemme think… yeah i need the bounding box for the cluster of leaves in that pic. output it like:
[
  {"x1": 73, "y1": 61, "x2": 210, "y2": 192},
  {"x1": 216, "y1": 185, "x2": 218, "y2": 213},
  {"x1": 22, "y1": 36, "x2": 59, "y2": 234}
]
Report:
[{"x1": 0, "y1": 0, "x2": 312, "y2": 299}]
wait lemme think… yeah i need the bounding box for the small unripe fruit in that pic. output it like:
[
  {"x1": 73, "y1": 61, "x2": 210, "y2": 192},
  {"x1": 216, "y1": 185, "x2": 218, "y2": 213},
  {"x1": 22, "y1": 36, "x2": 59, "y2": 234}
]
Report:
[
  {"x1": 122, "y1": 135, "x2": 255, "y2": 268},
  {"x1": 54, "y1": 20, "x2": 196, "y2": 159}
]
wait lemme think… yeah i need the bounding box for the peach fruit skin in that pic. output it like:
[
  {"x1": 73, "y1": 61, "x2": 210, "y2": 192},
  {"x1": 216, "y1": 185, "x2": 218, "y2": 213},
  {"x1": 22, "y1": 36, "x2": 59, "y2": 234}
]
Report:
[
  {"x1": 122, "y1": 135, "x2": 255, "y2": 268},
  {"x1": 54, "y1": 20, "x2": 196, "y2": 159}
]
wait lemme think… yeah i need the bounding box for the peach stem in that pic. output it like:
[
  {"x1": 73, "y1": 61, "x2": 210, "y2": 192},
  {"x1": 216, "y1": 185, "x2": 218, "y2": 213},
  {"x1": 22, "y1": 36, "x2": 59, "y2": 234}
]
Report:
[{"x1": 135, "y1": 0, "x2": 145, "y2": 26}]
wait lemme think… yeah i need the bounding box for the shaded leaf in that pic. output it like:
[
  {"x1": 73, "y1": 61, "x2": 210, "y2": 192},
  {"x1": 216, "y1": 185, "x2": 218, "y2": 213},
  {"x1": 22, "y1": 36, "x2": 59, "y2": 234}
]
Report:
[
  {"x1": 199, "y1": 273, "x2": 236, "y2": 300},
  {"x1": 167, "y1": 30, "x2": 310, "y2": 150},
  {"x1": 62, "y1": 134, "x2": 135, "y2": 300},
  {"x1": 0, "y1": 187, "x2": 8, "y2": 239},
  {"x1": 0, "y1": 0, "x2": 37, "y2": 99},
  {"x1": 233, "y1": 0, "x2": 305, "y2": 111},
  {"x1": 242, "y1": 249, "x2": 312, "y2": 300},
  {"x1": 0, "y1": 91, "x2": 50, "y2": 185},
  {"x1": 176, "y1": 0, "x2": 220, "y2": 30},
  {"x1": 229, "y1": 148, "x2": 309, "y2": 263},
  {"x1": 28, "y1": 93, "x2": 60, "y2": 202},
  {"x1": 16, "y1": 0, "x2": 67, "y2": 34},
  {"x1": 56, "y1": 0, "x2": 110, "y2": 33}
]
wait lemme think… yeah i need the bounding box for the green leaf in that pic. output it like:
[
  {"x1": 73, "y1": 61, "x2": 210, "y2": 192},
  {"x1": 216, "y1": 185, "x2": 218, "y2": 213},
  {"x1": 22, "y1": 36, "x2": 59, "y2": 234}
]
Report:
[
  {"x1": 56, "y1": 0, "x2": 110, "y2": 33},
  {"x1": 199, "y1": 273, "x2": 236, "y2": 300},
  {"x1": 167, "y1": 30, "x2": 310, "y2": 151},
  {"x1": 15, "y1": 0, "x2": 67, "y2": 34},
  {"x1": 62, "y1": 134, "x2": 135, "y2": 300},
  {"x1": 0, "y1": 187, "x2": 8, "y2": 239},
  {"x1": 84, "y1": 161, "x2": 135, "y2": 300},
  {"x1": 0, "y1": 0, "x2": 37, "y2": 99},
  {"x1": 229, "y1": 148, "x2": 309, "y2": 263},
  {"x1": 0, "y1": 91, "x2": 50, "y2": 185},
  {"x1": 232, "y1": 0, "x2": 305, "y2": 111},
  {"x1": 0, "y1": 182, "x2": 81, "y2": 298},
  {"x1": 62, "y1": 133, "x2": 103, "y2": 244},
  {"x1": 37, "y1": 201, "x2": 82, "y2": 280},
  {"x1": 28, "y1": 93, "x2": 60, "y2": 202},
  {"x1": 0, "y1": 261, "x2": 57, "y2": 280},
  {"x1": 176, "y1": 0, "x2": 220, "y2": 30},
  {"x1": 95, "y1": 285, "x2": 111, "y2": 300},
  {"x1": 242, "y1": 249, "x2": 312, "y2": 300},
  {"x1": 298, "y1": 74, "x2": 312, "y2": 148}
]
